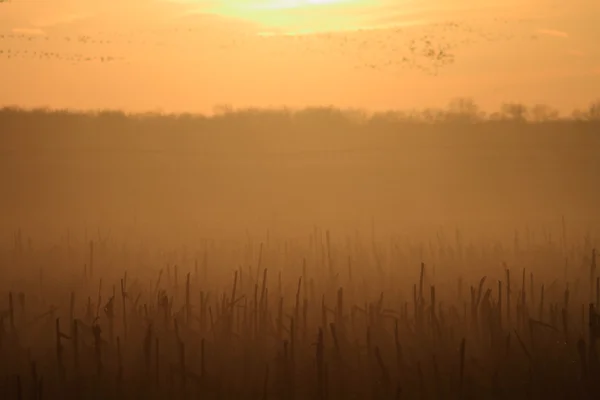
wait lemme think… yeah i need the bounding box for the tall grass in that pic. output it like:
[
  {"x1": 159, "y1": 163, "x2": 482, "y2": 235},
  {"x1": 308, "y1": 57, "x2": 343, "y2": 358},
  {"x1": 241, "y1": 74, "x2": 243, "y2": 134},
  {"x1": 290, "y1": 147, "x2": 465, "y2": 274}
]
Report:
[{"x1": 0, "y1": 227, "x2": 598, "y2": 399}]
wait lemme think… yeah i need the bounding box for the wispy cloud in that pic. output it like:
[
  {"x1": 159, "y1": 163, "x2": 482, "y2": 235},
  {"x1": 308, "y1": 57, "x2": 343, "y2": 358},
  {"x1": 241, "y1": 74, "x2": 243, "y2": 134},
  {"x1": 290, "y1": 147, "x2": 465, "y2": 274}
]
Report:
[
  {"x1": 11, "y1": 27, "x2": 46, "y2": 36},
  {"x1": 536, "y1": 28, "x2": 568, "y2": 38},
  {"x1": 30, "y1": 13, "x2": 92, "y2": 28},
  {"x1": 174, "y1": 0, "x2": 551, "y2": 36}
]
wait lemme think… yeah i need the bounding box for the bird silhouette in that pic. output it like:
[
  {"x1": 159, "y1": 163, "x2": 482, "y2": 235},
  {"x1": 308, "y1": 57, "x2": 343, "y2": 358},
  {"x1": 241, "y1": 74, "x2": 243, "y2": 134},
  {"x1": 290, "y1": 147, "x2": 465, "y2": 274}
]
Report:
[{"x1": 0, "y1": 16, "x2": 537, "y2": 73}]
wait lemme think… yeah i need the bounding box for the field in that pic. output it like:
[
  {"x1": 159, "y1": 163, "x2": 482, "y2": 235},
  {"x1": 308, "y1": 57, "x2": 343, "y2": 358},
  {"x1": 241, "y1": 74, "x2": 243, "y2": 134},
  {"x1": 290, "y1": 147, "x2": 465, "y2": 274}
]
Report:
[{"x1": 0, "y1": 105, "x2": 599, "y2": 399}]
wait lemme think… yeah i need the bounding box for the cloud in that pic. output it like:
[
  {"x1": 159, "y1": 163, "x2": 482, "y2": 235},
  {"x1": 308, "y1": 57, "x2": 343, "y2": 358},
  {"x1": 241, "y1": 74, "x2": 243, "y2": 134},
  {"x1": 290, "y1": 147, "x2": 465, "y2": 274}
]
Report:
[
  {"x1": 30, "y1": 13, "x2": 92, "y2": 28},
  {"x1": 11, "y1": 27, "x2": 46, "y2": 36},
  {"x1": 536, "y1": 28, "x2": 568, "y2": 38},
  {"x1": 175, "y1": 10, "x2": 263, "y2": 33}
]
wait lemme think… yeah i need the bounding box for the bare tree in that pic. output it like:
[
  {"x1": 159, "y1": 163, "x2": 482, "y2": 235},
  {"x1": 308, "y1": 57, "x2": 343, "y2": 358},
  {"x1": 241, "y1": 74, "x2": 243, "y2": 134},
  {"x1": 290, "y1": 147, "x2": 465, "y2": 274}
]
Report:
[
  {"x1": 587, "y1": 99, "x2": 600, "y2": 120},
  {"x1": 572, "y1": 99, "x2": 600, "y2": 120},
  {"x1": 500, "y1": 102, "x2": 528, "y2": 121},
  {"x1": 529, "y1": 104, "x2": 559, "y2": 122},
  {"x1": 445, "y1": 97, "x2": 482, "y2": 123}
]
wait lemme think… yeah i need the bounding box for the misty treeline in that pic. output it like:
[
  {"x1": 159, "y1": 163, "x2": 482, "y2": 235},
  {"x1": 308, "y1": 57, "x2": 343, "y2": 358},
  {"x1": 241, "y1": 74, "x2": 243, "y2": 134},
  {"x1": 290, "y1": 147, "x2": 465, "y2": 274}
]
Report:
[
  {"x1": 1, "y1": 98, "x2": 600, "y2": 242},
  {"x1": 2, "y1": 97, "x2": 600, "y2": 128}
]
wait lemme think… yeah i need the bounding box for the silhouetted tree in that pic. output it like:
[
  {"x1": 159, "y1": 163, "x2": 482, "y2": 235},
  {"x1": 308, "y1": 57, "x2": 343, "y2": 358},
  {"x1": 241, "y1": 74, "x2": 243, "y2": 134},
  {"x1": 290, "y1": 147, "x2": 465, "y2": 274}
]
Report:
[
  {"x1": 529, "y1": 104, "x2": 559, "y2": 121},
  {"x1": 421, "y1": 108, "x2": 446, "y2": 123},
  {"x1": 572, "y1": 100, "x2": 600, "y2": 121},
  {"x1": 500, "y1": 103, "x2": 528, "y2": 121},
  {"x1": 445, "y1": 97, "x2": 482, "y2": 123},
  {"x1": 587, "y1": 99, "x2": 600, "y2": 120},
  {"x1": 572, "y1": 108, "x2": 587, "y2": 120}
]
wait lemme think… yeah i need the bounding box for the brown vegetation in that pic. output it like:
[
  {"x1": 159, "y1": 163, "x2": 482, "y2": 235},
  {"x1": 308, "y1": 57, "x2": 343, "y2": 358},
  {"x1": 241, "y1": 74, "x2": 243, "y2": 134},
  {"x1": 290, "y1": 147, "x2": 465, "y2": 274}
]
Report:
[
  {"x1": 1, "y1": 101, "x2": 599, "y2": 398},
  {"x1": 0, "y1": 227, "x2": 599, "y2": 399}
]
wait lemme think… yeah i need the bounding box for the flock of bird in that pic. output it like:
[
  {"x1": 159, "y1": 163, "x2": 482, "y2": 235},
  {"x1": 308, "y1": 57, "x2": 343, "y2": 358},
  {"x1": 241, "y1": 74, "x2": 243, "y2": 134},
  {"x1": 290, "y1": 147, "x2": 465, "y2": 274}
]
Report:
[
  {"x1": 0, "y1": 17, "x2": 539, "y2": 75},
  {"x1": 0, "y1": 33, "x2": 126, "y2": 64},
  {"x1": 0, "y1": 48, "x2": 124, "y2": 63}
]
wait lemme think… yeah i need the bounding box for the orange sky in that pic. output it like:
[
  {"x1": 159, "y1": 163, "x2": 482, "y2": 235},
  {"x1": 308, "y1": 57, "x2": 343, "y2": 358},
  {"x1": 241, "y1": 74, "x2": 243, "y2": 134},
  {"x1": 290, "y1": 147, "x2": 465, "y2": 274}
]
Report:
[{"x1": 1, "y1": 0, "x2": 599, "y2": 113}]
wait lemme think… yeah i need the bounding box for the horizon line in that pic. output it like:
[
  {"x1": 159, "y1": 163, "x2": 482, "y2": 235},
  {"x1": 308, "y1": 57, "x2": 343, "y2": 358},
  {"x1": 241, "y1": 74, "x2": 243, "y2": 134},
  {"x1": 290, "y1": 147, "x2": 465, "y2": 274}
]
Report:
[{"x1": 1, "y1": 99, "x2": 599, "y2": 121}]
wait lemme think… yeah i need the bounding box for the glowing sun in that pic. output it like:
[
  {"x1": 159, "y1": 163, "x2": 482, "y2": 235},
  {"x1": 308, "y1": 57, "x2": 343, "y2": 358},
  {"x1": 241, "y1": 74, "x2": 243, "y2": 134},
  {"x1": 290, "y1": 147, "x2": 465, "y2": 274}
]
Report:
[
  {"x1": 200, "y1": 0, "x2": 369, "y2": 34},
  {"x1": 247, "y1": 0, "x2": 352, "y2": 9}
]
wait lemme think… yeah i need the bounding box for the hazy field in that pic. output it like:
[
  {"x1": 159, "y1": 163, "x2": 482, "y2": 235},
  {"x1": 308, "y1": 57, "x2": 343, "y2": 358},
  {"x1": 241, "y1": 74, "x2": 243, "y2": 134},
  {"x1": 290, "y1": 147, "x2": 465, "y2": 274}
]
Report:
[{"x1": 0, "y1": 105, "x2": 599, "y2": 399}]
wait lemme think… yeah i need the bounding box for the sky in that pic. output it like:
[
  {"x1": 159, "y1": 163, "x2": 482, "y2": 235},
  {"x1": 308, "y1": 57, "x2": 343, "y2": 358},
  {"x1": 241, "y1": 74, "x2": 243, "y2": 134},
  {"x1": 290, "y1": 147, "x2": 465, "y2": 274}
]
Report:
[{"x1": 0, "y1": 0, "x2": 599, "y2": 113}]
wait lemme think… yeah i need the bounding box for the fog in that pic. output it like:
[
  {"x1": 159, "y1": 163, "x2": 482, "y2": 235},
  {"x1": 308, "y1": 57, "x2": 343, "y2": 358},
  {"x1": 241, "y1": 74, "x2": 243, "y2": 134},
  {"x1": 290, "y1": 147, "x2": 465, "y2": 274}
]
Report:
[{"x1": 1, "y1": 106, "x2": 599, "y2": 246}]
